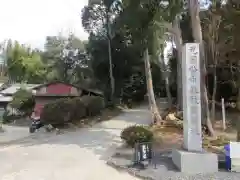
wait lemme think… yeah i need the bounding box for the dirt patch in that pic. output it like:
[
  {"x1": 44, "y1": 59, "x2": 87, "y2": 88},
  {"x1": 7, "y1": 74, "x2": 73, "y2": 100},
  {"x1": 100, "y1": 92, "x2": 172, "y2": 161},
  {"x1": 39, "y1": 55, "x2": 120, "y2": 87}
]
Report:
[
  {"x1": 152, "y1": 107, "x2": 239, "y2": 152},
  {"x1": 151, "y1": 126, "x2": 183, "y2": 151},
  {"x1": 151, "y1": 123, "x2": 233, "y2": 154}
]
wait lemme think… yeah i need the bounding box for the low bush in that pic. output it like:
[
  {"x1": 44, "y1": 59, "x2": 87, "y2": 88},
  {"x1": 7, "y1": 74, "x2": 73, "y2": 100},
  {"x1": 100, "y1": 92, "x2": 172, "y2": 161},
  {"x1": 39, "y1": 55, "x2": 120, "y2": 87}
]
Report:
[
  {"x1": 70, "y1": 97, "x2": 87, "y2": 121},
  {"x1": 81, "y1": 96, "x2": 105, "y2": 116},
  {"x1": 120, "y1": 125, "x2": 154, "y2": 147},
  {"x1": 2, "y1": 110, "x2": 14, "y2": 124},
  {"x1": 2, "y1": 108, "x2": 25, "y2": 124},
  {"x1": 41, "y1": 96, "x2": 105, "y2": 126},
  {"x1": 41, "y1": 98, "x2": 76, "y2": 125}
]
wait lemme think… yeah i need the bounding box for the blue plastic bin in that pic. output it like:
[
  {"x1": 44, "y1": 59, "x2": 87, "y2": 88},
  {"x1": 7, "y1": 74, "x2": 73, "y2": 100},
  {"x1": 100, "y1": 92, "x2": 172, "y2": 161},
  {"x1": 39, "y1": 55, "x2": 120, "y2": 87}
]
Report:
[{"x1": 224, "y1": 144, "x2": 231, "y2": 171}]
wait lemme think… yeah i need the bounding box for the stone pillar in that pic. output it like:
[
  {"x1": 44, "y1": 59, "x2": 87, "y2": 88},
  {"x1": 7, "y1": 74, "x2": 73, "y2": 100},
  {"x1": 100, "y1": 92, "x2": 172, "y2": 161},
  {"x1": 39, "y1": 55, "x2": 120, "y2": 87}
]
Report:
[
  {"x1": 182, "y1": 43, "x2": 202, "y2": 152},
  {"x1": 171, "y1": 43, "x2": 218, "y2": 174}
]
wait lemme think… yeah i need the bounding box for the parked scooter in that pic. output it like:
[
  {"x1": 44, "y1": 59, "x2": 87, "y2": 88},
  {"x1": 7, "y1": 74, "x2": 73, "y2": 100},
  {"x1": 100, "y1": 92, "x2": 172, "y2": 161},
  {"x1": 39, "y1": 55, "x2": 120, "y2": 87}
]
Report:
[{"x1": 29, "y1": 117, "x2": 44, "y2": 133}]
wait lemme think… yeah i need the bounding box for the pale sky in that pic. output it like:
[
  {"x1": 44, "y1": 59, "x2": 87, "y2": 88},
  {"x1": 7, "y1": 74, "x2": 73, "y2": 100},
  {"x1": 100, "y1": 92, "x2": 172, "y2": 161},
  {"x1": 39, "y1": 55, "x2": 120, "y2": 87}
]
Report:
[{"x1": 0, "y1": 0, "x2": 89, "y2": 49}]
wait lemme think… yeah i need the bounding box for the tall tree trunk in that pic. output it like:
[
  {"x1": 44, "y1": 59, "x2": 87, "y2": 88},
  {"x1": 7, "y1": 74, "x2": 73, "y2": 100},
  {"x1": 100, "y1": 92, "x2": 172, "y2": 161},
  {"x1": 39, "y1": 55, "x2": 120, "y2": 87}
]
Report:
[
  {"x1": 237, "y1": 91, "x2": 240, "y2": 112},
  {"x1": 106, "y1": 11, "x2": 115, "y2": 101},
  {"x1": 237, "y1": 79, "x2": 240, "y2": 141},
  {"x1": 211, "y1": 65, "x2": 217, "y2": 122},
  {"x1": 159, "y1": 46, "x2": 172, "y2": 108},
  {"x1": 173, "y1": 16, "x2": 183, "y2": 110},
  {"x1": 236, "y1": 76, "x2": 240, "y2": 111},
  {"x1": 144, "y1": 49, "x2": 163, "y2": 124},
  {"x1": 165, "y1": 77, "x2": 172, "y2": 108},
  {"x1": 237, "y1": 120, "x2": 240, "y2": 142},
  {"x1": 188, "y1": 0, "x2": 215, "y2": 137},
  {"x1": 209, "y1": 2, "x2": 220, "y2": 125},
  {"x1": 236, "y1": 75, "x2": 240, "y2": 141}
]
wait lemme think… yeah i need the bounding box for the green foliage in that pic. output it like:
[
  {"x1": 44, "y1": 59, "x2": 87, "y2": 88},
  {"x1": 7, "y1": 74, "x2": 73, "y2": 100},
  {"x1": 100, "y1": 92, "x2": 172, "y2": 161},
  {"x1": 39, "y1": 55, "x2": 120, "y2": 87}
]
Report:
[
  {"x1": 2, "y1": 111, "x2": 8, "y2": 123},
  {"x1": 2, "y1": 34, "x2": 92, "y2": 86},
  {"x1": 42, "y1": 34, "x2": 91, "y2": 84},
  {"x1": 2, "y1": 110, "x2": 14, "y2": 124},
  {"x1": 10, "y1": 88, "x2": 35, "y2": 116},
  {"x1": 41, "y1": 98, "x2": 77, "y2": 125},
  {"x1": 3, "y1": 0, "x2": 239, "y2": 111},
  {"x1": 1, "y1": 111, "x2": 24, "y2": 124},
  {"x1": 81, "y1": 95, "x2": 105, "y2": 116},
  {"x1": 120, "y1": 125, "x2": 154, "y2": 147},
  {"x1": 41, "y1": 96, "x2": 104, "y2": 125},
  {"x1": 121, "y1": 73, "x2": 146, "y2": 104},
  {"x1": 82, "y1": 0, "x2": 184, "y2": 101},
  {"x1": 6, "y1": 41, "x2": 46, "y2": 83},
  {"x1": 69, "y1": 97, "x2": 87, "y2": 121}
]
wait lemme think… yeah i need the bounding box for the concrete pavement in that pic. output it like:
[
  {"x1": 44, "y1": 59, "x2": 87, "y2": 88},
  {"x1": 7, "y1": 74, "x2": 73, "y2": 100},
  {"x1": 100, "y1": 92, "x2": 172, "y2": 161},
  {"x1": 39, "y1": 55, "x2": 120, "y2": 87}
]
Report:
[
  {"x1": 0, "y1": 104, "x2": 152, "y2": 180},
  {"x1": 0, "y1": 125, "x2": 30, "y2": 145}
]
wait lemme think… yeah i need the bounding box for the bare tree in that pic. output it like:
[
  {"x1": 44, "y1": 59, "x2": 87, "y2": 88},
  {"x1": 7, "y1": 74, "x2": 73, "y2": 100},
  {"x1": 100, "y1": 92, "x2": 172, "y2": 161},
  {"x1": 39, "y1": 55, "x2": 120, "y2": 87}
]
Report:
[
  {"x1": 144, "y1": 49, "x2": 163, "y2": 124},
  {"x1": 203, "y1": 1, "x2": 222, "y2": 123},
  {"x1": 172, "y1": 16, "x2": 183, "y2": 110}
]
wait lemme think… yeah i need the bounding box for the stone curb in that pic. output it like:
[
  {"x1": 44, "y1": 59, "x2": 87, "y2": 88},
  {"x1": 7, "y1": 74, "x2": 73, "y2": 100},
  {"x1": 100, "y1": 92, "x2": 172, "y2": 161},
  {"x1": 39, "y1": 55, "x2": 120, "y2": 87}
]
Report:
[{"x1": 106, "y1": 159, "x2": 154, "y2": 180}]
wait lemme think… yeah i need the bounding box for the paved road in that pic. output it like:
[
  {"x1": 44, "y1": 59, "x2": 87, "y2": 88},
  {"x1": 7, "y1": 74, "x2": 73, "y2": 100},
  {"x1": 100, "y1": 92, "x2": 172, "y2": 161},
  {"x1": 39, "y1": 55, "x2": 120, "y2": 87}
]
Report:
[
  {"x1": 0, "y1": 104, "x2": 153, "y2": 180},
  {"x1": 0, "y1": 125, "x2": 30, "y2": 145}
]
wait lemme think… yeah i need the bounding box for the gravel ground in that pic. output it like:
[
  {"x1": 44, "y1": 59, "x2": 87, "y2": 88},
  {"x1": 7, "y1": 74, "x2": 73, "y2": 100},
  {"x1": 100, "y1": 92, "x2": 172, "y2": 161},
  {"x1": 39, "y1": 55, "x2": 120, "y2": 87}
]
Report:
[
  {"x1": 107, "y1": 146, "x2": 240, "y2": 180},
  {"x1": 0, "y1": 104, "x2": 151, "y2": 180}
]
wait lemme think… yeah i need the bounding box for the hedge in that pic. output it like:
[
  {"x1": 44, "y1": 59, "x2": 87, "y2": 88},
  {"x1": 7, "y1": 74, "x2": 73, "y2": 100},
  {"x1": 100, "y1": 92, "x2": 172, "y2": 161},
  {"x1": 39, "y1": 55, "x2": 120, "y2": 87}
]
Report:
[
  {"x1": 41, "y1": 98, "x2": 76, "y2": 125},
  {"x1": 41, "y1": 95, "x2": 105, "y2": 125},
  {"x1": 69, "y1": 97, "x2": 87, "y2": 121},
  {"x1": 80, "y1": 96, "x2": 105, "y2": 116}
]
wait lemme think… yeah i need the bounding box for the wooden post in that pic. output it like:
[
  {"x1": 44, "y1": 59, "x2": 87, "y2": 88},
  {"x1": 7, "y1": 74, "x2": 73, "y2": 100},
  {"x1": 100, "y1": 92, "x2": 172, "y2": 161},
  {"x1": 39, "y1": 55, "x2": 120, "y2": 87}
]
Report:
[{"x1": 221, "y1": 98, "x2": 226, "y2": 130}]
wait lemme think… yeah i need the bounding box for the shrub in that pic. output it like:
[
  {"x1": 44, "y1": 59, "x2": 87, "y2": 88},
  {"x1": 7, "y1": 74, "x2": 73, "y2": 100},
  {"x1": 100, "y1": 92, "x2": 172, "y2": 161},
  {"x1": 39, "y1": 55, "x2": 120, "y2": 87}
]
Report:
[
  {"x1": 2, "y1": 110, "x2": 13, "y2": 124},
  {"x1": 70, "y1": 97, "x2": 87, "y2": 121},
  {"x1": 120, "y1": 125, "x2": 154, "y2": 147},
  {"x1": 41, "y1": 98, "x2": 73, "y2": 125},
  {"x1": 81, "y1": 96, "x2": 105, "y2": 116},
  {"x1": 41, "y1": 96, "x2": 105, "y2": 125},
  {"x1": 10, "y1": 88, "x2": 35, "y2": 116},
  {"x1": 41, "y1": 98, "x2": 87, "y2": 125},
  {"x1": 1, "y1": 106, "x2": 25, "y2": 124}
]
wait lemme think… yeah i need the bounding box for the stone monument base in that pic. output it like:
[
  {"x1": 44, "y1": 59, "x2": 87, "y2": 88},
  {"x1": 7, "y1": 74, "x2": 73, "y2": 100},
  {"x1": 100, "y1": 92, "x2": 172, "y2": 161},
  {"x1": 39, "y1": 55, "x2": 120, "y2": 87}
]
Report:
[{"x1": 172, "y1": 149, "x2": 218, "y2": 174}]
